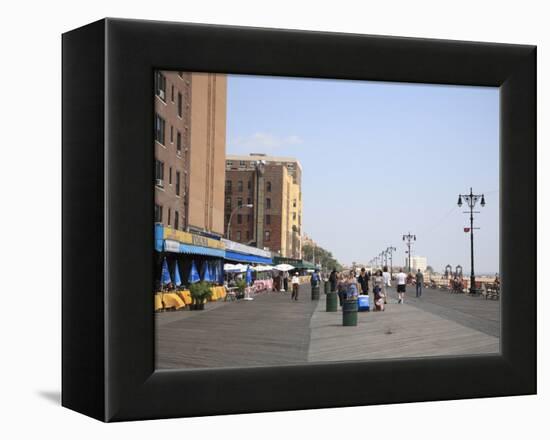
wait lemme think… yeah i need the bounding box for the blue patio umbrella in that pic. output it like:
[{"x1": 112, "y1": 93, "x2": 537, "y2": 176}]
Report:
[
  {"x1": 188, "y1": 260, "x2": 200, "y2": 284},
  {"x1": 246, "y1": 265, "x2": 253, "y2": 285},
  {"x1": 173, "y1": 260, "x2": 182, "y2": 287},
  {"x1": 217, "y1": 262, "x2": 224, "y2": 284},
  {"x1": 161, "y1": 257, "x2": 172, "y2": 286},
  {"x1": 211, "y1": 261, "x2": 218, "y2": 284},
  {"x1": 202, "y1": 261, "x2": 213, "y2": 282}
]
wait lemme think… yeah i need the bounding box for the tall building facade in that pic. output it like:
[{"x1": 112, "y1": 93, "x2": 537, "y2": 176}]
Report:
[
  {"x1": 406, "y1": 256, "x2": 428, "y2": 272},
  {"x1": 154, "y1": 71, "x2": 227, "y2": 237},
  {"x1": 224, "y1": 154, "x2": 303, "y2": 258}
]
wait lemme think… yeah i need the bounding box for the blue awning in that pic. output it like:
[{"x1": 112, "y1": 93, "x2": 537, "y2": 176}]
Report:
[
  {"x1": 225, "y1": 251, "x2": 272, "y2": 265},
  {"x1": 179, "y1": 243, "x2": 225, "y2": 258}
]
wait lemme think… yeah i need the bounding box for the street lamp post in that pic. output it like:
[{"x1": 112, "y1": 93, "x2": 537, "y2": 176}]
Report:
[
  {"x1": 380, "y1": 251, "x2": 386, "y2": 269},
  {"x1": 402, "y1": 232, "x2": 416, "y2": 273},
  {"x1": 457, "y1": 187, "x2": 486, "y2": 294},
  {"x1": 386, "y1": 246, "x2": 396, "y2": 276},
  {"x1": 226, "y1": 204, "x2": 253, "y2": 240}
]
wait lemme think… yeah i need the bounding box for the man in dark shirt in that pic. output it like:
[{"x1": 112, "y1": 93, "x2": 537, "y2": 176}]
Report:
[
  {"x1": 329, "y1": 269, "x2": 338, "y2": 292},
  {"x1": 357, "y1": 268, "x2": 369, "y2": 294},
  {"x1": 415, "y1": 269, "x2": 424, "y2": 297}
]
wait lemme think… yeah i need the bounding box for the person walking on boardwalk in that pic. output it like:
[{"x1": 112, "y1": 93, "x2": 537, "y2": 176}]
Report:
[
  {"x1": 310, "y1": 269, "x2": 321, "y2": 289},
  {"x1": 291, "y1": 272, "x2": 300, "y2": 301},
  {"x1": 346, "y1": 273, "x2": 360, "y2": 300},
  {"x1": 357, "y1": 268, "x2": 369, "y2": 295},
  {"x1": 329, "y1": 268, "x2": 338, "y2": 292},
  {"x1": 382, "y1": 266, "x2": 391, "y2": 304},
  {"x1": 336, "y1": 273, "x2": 346, "y2": 306},
  {"x1": 373, "y1": 270, "x2": 386, "y2": 311},
  {"x1": 415, "y1": 269, "x2": 424, "y2": 297},
  {"x1": 396, "y1": 268, "x2": 407, "y2": 304},
  {"x1": 283, "y1": 271, "x2": 289, "y2": 292}
]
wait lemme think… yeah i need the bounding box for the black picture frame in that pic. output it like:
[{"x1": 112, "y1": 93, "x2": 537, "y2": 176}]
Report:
[{"x1": 62, "y1": 18, "x2": 536, "y2": 422}]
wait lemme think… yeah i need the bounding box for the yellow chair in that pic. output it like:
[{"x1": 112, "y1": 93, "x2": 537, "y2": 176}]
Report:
[
  {"x1": 177, "y1": 290, "x2": 192, "y2": 305},
  {"x1": 154, "y1": 294, "x2": 163, "y2": 311},
  {"x1": 162, "y1": 293, "x2": 186, "y2": 310}
]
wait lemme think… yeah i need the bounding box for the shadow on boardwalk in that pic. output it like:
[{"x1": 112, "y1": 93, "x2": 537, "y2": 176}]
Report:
[{"x1": 156, "y1": 287, "x2": 316, "y2": 369}]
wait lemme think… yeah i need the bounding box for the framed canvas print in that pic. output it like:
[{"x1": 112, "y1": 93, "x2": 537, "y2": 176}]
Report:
[{"x1": 62, "y1": 18, "x2": 536, "y2": 422}]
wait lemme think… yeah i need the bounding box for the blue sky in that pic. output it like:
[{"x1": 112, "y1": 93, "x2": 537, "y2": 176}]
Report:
[{"x1": 226, "y1": 75, "x2": 499, "y2": 274}]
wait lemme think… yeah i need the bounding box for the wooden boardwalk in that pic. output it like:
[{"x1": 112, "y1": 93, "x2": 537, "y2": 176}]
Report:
[
  {"x1": 308, "y1": 289, "x2": 499, "y2": 363},
  {"x1": 156, "y1": 285, "x2": 500, "y2": 369},
  {"x1": 156, "y1": 290, "x2": 317, "y2": 369}
]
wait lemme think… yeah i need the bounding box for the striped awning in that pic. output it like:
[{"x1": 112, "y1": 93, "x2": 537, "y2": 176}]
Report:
[
  {"x1": 177, "y1": 243, "x2": 225, "y2": 258},
  {"x1": 224, "y1": 251, "x2": 272, "y2": 265}
]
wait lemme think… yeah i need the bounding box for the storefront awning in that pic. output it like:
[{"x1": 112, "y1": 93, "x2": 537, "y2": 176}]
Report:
[
  {"x1": 179, "y1": 243, "x2": 225, "y2": 258},
  {"x1": 225, "y1": 250, "x2": 272, "y2": 265}
]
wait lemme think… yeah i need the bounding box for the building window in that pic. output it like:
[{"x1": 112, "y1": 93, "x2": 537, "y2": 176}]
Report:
[
  {"x1": 237, "y1": 214, "x2": 242, "y2": 224},
  {"x1": 154, "y1": 204, "x2": 163, "y2": 222},
  {"x1": 226, "y1": 180, "x2": 232, "y2": 191},
  {"x1": 169, "y1": 167, "x2": 172, "y2": 185},
  {"x1": 266, "y1": 198, "x2": 271, "y2": 209},
  {"x1": 176, "y1": 171, "x2": 181, "y2": 196},
  {"x1": 155, "y1": 114, "x2": 165, "y2": 145},
  {"x1": 226, "y1": 197, "x2": 231, "y2": 209},
  {"x1": 239, "y1": 160, "x2": 246, "y2": 167},
  {"x1": 246, "y1": 231, "x2": 250, "y2": 240},
  {"x1": 238, "y1": 180, "x2": 243, "y2": 192},
  {"x1": 247, "y1": 180, "x2": 251, "y2": 190},
  {"x1": 170, "y1": 126, "x2": 174, "y2": 143},
  {"x1": 225, "y1": 214, "x2": 230, "y2": 226},
  {"x1": 293, "y1": 199, "x2": 297, "y2": 208},
  {"x1": 247, "y1": 214, "x2": 251, "y2": 223},
  {"x1": 266, "y1": 214, "x2": 271, "y2": 225},
  {"x1": 237, "y1": 231, "x2": 242, "y2": 241},
  {"x1": 171, "y1": 84, "x2": 174, "y2": 102},
  {"x1": 155, "y1": 160, "x2": 164, "y2": 185},
  {"x1": 247, "y1": 197, "x2": 251, "y2": 205},
  {"x1": 177, "y1": 92, "x2": 183, "y2": 117},
  {"x1": 237, "y1": 197, "x2": 243, "y2": 207},
  {"x1": 177, "y1": 131, "x2": 182, "y2": 153},
  {"x1": 293, "y1": 212, "x2": 297, "y2": 220},
  {"x1": 265, "y1": 230, "x2": 271, "y2": 242},
  {"x1": 174, "y1": 211, "x2": 179, "y2": 230},
  {"x1": 155, "y1": 71, "x2": 166, "y2": 101},
  {"x1": 227, "y1": 161, "x2": 233, "y2": 167},
  {"x1": 266, "y1": 181, "x2": 272, "y2": 192}
]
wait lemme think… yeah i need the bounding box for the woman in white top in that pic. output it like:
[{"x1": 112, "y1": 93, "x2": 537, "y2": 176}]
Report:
[{"x1": 382, "y1": 266, "x2": 391, "y2": 304}]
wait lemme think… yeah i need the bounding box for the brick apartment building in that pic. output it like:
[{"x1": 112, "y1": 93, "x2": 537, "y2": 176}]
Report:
[
  {"x1": 225, "y1": 154, "x2": 303, "y2": 259},
  {"x1": 154, "y1": 71, "x2": 227, "y2": 237}
]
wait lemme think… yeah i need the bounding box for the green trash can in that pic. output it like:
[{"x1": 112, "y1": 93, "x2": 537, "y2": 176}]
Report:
[
  {"x1": 326, "y1": 291, "x2": 338, "y2": 312},
  {"x1": 342, "y1": 299, "x2": 358, "y2": 326},
  {"x1": 324, "y1": 281, "x2": 331, "y2": 295},
  {"x1": 311, "y1": 286, "x2": 320, "y2": 300}
]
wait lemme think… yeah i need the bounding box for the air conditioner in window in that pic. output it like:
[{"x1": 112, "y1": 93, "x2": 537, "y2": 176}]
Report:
[{"x1": 155, "y1": 179, "x2": 164, "y2": 187}]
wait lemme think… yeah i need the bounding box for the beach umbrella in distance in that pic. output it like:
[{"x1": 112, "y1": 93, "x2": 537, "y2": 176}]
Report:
[
  {"x1": 173, "y1": 260, "x2": 182, "y2": 287},
  {"x1": 161, "y1": 257, "x2": 172, "y2": 286},
  {"x1": 188, "y1": 260, "x2": 200, "y2": 284}
]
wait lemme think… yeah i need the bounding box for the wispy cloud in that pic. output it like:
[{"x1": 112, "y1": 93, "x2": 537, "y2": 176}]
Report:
[{"x1": 228, "y1": 132, "x2": 303, "y2": 154}]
